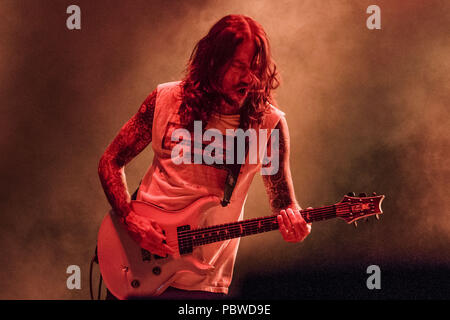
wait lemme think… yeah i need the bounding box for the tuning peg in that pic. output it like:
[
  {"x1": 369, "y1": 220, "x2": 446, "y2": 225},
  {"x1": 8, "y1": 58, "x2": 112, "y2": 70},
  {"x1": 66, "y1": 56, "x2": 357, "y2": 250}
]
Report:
[
  {"x1": 372, "y1": 192, "x2": 377, "y2": 196},
  {"x1": 359, "y1": 193, "x2": 367, "y2": 197},
  {"x1": 375, "y1": 214, "x2": 380, "y2": 220},
  {"x1": 353, "y1": 221, "x2": 358, "y2": 228},
  {"x1": 347, "y1": 192, "x2": 356, "y2": 197}
]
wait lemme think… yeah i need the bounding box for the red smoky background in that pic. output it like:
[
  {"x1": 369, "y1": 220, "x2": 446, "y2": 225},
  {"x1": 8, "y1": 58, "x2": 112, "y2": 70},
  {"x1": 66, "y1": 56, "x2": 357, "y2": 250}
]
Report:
[{"x1": 0, "y1": 0, "x2": 449, "y2": 299}]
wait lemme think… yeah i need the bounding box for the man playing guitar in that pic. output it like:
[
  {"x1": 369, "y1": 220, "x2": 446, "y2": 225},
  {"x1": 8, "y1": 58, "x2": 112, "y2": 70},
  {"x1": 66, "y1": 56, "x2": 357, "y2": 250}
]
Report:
[{"x1": 98, "y1": 14, "x2": 311, "y2": 299}]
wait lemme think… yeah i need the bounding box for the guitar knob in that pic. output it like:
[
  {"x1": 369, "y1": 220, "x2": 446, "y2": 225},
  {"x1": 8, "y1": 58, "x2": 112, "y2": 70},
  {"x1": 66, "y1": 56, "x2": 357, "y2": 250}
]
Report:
[
  {"x1": 359, "y1": 193, "x2": 367, "y2": 197},
  {"x1": 152, "y1": 266, "x2": 162, "y2": 275},
  {"x1": 347, "y1": 192, "x2": 356, "y2": 197}
]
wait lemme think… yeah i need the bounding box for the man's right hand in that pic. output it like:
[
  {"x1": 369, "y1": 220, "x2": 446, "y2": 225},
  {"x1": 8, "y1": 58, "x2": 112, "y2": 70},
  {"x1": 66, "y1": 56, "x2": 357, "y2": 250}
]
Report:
[{"x1": 124, "y1": 211, "x2": 175, "y2": 257}]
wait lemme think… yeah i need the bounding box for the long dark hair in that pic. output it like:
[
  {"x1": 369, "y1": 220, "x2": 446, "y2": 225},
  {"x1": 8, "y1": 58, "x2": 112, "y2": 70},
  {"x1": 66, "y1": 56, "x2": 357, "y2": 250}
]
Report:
[{"x1": 180, "y1": 14, "x2": 280, "y2": 130}]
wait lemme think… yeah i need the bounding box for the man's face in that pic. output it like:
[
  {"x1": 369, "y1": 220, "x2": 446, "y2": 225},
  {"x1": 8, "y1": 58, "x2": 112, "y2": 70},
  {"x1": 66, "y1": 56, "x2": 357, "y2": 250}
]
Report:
[{"x1": 220, "y1": 37, "x2": 256, "y2": 110}]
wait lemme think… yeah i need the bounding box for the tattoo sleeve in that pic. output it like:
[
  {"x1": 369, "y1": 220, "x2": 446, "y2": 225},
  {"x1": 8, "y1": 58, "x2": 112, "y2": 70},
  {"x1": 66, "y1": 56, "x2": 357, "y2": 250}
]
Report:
[
  {"x1": 262, "y1": 117, "x2": 301, "y2": 213},
  {"x1": 98, "y1": 90, "x2": 156, "y2": 218}
]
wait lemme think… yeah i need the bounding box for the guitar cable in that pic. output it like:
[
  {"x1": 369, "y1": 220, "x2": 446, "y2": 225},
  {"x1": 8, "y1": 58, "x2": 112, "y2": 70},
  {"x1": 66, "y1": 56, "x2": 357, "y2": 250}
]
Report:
[
  {"x1": 89, "y1": 246, "x2": 103, "y2": 300},
  {"x1": 91, "y1": 186, "x2": 138, "y2": 300}
]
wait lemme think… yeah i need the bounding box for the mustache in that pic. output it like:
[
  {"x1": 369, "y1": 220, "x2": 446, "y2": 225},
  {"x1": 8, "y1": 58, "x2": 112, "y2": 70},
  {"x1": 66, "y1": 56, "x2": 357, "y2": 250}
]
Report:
[
  {"x1": 234, "y1": 78, "x2": 264, "y2": 93},
  {"x1": 234, "y1": 84, "x2": 264, "y2": 93}
]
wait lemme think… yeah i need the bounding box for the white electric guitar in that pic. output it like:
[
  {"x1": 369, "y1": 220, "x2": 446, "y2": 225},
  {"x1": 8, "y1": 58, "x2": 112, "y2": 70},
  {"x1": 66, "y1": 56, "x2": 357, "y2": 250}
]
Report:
[{"x1": 97, "y1": 193, "x2": 385, "y2": 299}]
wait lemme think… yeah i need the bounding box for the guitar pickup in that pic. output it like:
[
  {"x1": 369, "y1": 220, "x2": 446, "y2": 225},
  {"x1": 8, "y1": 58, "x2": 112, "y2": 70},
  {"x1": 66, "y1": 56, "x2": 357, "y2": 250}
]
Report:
[{"x1": 142, "y1": 248, "x2": 166, "y2": 260}]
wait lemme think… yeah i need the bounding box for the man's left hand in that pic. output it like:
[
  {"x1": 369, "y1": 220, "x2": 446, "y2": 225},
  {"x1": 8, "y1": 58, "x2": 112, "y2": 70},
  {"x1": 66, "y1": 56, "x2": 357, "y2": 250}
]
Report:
[{"x1": 277, "y1": 208, "x2": 312, "y2": 243}]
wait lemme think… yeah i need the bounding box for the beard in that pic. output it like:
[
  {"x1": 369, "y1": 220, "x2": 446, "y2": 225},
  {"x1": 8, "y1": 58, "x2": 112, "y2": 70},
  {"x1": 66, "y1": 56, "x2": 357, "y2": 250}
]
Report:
[{"x1": 222, "y1": 91, "x2": 241, "y2": 109}]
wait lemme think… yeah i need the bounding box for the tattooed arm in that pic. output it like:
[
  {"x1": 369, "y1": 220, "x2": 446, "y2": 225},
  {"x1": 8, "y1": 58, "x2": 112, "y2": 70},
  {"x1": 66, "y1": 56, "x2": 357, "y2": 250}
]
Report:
[
  {"x1": 98, "y1": 90, "x2": 156, "y2": 218},
  {"x1": 262, "y1": 117, "x2": 311, "y2": 243},
  {"x1": 98, "y1": 90, "x2": 174, "y2": 256},
  {"x1": 262, "y1": 117, "x2": 299, "y2": 212}
]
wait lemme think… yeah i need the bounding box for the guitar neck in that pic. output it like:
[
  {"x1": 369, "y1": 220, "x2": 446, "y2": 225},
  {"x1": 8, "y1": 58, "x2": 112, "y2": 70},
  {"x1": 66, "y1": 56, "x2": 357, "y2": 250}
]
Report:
[{"x1": 178, "y1": 204, "x2": 342, "y2": 251}]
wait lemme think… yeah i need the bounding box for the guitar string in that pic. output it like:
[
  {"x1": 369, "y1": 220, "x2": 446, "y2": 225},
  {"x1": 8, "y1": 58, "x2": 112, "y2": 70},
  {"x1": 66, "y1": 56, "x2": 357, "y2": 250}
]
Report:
[
  {"x1": 181, "y1": 208, "x2": 377, "y2": 248},
  {"x1": 180, "y1": 212, "x2": 334, "y2": 241},
  {"x1": 179, "y1": 200, "x2": 374, "y2": 241},
  {"x1": 173, "y1": 209, "x2": 340, "y2": 247},
  {"x1": 152, "y1": 210, "x2": 341, "y2": 253},
  {"x1": 180, "y1": 204, "x2": 341, "y2": 236},
  {"x1": 176, "y1": 205, "x2": 344, "y2": 241},
  {"x1": 143, "y1": 202, "x2": 373, "y2": 255},
  {"x1": 152, "y1": 211, "x2": 337, "y2": 253},
  {"x1": 175, "y1": 210, "x2": 338, "y2": 245},
  {"x1": 152, "y1": 203, "x2": 353, "y2": 247}
]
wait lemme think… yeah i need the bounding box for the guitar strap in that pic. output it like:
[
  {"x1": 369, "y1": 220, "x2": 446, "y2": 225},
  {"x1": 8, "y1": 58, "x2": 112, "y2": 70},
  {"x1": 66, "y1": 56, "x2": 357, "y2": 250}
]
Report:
[
  {"x1": 221, "y1": 162, "x2": 241, "y2": 207},
  {"x1": 221, "y1": 134, "x2": 249, "y2": 207}
]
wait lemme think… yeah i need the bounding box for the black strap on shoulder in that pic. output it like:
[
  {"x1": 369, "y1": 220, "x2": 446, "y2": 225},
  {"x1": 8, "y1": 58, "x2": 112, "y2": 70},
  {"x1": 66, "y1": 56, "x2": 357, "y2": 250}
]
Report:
[
  {"x1": 221, "y1": 134, "x2": 249, "y2": 207},
  {"x1": 221, "y1": 162, "x2": 242, "y2": 207},
  {"x1": 131, "y1": 183, "x2": 140, "y2": 201}
]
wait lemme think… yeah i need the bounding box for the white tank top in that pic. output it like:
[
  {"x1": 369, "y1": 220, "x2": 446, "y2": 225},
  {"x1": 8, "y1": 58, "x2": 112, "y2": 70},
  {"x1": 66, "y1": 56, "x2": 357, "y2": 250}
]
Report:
[{"x1": 137, "y1": 81, "x2": 285, "y2": 293}]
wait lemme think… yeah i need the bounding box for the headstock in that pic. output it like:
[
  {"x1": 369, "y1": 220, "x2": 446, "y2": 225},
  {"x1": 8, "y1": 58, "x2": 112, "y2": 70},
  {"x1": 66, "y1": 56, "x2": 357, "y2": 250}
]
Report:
[{"x1": 336, "y1": 192, "x2": 385, "y2": 226}]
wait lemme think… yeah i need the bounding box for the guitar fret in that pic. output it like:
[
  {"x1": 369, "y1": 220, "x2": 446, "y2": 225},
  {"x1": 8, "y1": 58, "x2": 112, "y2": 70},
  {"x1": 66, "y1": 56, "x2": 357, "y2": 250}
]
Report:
[
  {"x1": 190, "y1": 217, "x2": 280, "y2": 246},
  {"x1": 179, "y1": 204, "x2": 345, "y2": 253}
]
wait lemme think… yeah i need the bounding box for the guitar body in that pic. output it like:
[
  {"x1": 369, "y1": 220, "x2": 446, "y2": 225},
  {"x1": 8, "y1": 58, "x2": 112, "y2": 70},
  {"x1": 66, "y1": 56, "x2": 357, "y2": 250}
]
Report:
[{"x1": 97, "y1": 195, "x2": 220, "y2": 300}]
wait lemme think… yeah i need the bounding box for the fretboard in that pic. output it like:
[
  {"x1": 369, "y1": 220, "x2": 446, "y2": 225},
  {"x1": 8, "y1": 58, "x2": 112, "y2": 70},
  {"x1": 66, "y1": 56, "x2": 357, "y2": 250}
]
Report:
[{"x1": 177, "y1": 204, "x2": 345, "y2": 252}]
